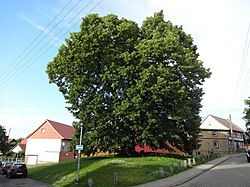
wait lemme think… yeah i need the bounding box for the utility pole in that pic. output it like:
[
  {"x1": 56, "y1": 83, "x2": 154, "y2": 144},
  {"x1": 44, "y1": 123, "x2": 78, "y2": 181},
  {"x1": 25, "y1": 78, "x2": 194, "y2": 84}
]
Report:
[
  {"x1": 8, "y1": 128, "x2": 11, "y2": 138},
  {"x1": 76, "y1": 125, "x2": 83, "y2": 184},
  {"x1": 229, "y1": 114, "x2": 235, "y2": 153}
]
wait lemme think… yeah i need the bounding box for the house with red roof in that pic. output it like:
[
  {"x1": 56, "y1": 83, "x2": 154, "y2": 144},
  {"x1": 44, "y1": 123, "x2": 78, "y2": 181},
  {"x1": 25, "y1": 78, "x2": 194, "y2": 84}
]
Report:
[
  {"x1": 10, "y1": 138, "x2": 27, "y2": 154},
  {"x1": 6, "y1": 138, "x2": 17, "y2": 151},
  {"x1": 197, "y1": 114, "x2": 245, "y2": 155},
  {"x1": 25, "y1": 119, "x2": 74, "y2": 165}
]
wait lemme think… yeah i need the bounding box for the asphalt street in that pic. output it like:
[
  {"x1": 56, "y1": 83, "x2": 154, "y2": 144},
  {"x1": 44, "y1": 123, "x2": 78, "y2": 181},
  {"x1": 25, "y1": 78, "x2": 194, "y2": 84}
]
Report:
[
  {"x1": 0, "y1": 175, "x2": 51, "y2": 187},
  {"x1": 180, "y1": 153, "x2": 250, "y2": 187}
]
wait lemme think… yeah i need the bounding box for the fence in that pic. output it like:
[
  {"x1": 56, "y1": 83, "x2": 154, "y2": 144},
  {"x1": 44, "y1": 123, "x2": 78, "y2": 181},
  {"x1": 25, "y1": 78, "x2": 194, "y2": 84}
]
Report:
[
  {"x1": 0, "y1": 157, "x2": 25, "y2": 163},
  {"x1": 192, "y1": 153, "x2": 220, "y2": 165}
]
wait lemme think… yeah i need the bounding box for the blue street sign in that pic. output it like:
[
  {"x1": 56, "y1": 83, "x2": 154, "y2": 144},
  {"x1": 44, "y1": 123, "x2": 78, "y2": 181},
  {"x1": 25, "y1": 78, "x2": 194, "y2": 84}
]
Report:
[{"x1": 76, "y1": 145, "x2": 83, "y2": 151}]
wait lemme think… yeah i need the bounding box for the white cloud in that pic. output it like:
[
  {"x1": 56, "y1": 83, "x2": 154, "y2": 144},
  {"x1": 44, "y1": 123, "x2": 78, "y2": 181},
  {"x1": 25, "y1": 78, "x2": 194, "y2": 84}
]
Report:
[
  {"x1": 19, "y1": 13, "x2": 48, "y2": 33},
  {"x1": 18, "y1": 12, "x2": 60, "y2": 43},
  {"x1": 108, "y1": 0, "x2": 250, "y2": 130},
  {"x1": 3, "y1": 0, "x2": 250, "y2": 137},
  {"x1": 20, "y1": 107, "x2": 37, "y2": 113},
  {"x1": 0, "y1": 106, "x2": 74, "y2": 138}
]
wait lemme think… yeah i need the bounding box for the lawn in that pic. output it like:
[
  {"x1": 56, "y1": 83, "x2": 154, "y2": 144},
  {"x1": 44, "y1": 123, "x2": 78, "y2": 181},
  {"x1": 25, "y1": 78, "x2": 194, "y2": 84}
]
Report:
[{"x1": 28, "y1": 156, "x2": 187, "y2": 187}]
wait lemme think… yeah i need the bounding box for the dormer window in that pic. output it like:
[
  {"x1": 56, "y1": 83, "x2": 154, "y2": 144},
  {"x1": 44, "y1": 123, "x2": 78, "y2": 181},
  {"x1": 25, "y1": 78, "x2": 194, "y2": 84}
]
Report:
[{"x1": 41, "y1": 128, "x2": 46, "y2": 134}]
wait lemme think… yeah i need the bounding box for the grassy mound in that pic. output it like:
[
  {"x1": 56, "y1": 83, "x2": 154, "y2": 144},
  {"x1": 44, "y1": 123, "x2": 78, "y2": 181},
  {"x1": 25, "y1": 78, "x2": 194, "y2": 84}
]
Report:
[{"x1": 28, "y1": 156, "x2": 186, "y2": 187}]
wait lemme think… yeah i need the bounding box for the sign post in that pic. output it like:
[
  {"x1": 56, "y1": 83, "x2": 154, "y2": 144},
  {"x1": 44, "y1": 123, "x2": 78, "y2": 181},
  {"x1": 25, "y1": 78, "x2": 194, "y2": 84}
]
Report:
[{"x1": 76, "y1": 126, "x2": 83, "y2": 184}]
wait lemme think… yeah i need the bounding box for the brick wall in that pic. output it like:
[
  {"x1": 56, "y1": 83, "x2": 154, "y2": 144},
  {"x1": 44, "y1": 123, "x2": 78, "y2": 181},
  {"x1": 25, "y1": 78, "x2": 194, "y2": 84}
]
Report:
[
  {"x1": 198, "y1": 130, "x2": 229, "y2": 155},
  {"x1": 59, "y1": 151, "x2": 75, "y2": 162}
]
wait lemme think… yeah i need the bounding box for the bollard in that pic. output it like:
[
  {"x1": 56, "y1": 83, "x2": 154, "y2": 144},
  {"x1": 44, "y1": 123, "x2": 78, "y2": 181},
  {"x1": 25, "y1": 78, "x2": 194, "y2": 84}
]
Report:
[
  {"x1": 169, "y1": 164, "x2": 174, "y2": 173},
  {"x1": 159, "y1": 167, "x2": 165, "y2": 176},
  {"x1": 192, "y1": 157, "x2": 196, "y2": 165},
  {"x1": 187, "y1": 158, "x2": 192, "y2": 166},
  {"x1": 87, "y1": 178, "x2": 94, "y2": 187},
  {"x1": 203, "y1": 156, "x2": 205, "y2": 162},
  {"x1": 183, "y1": 160, "x2": 187, "y2": 167},
  {"x1": 174, "y1": 163, "x2": 181, "y2": 169},
  {"x1": 114, "y1": 172, "x2": 119, "y2": 184},
  {"x1": 178, "y1": 162, "x2": 182, "y2": 169}
]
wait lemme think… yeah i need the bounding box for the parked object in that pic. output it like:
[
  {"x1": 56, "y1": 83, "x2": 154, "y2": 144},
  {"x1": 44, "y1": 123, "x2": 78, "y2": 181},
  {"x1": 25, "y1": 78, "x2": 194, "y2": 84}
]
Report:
[
  {"x1": 246, "y1": 150, "x2": 250, "y2": 163},
  {"x1": 0, "y1": 162, "x2": 13, "y2": 175},
  {"x1": 6, "y1": 163, "x2": 27, "y2": 179},
  {"x1": 0, "y1": 161, "x2": 3, "y2": 172}
]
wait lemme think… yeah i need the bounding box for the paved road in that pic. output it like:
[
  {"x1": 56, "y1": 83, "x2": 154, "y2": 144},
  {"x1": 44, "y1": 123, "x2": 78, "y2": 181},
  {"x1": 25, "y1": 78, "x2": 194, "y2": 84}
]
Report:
[
  {"x1": 0, "y1": 174, "x2": 51, "y2": 187},
  {"x1": 180, "y1": 154, "x2": 250, "y2": 187}
]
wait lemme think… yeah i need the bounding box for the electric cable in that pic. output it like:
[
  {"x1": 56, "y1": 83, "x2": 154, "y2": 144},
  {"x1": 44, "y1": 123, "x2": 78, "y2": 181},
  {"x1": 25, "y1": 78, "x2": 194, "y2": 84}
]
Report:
[
  {"x1": 0, "y1": 0, "x2": 82, "y2": 85},
  {"x1": 0, "y1": 0, "x2": 104, "y2": 92},
  {"x1": 0, "y1": 0, "x2": 74, "y2": 80}
]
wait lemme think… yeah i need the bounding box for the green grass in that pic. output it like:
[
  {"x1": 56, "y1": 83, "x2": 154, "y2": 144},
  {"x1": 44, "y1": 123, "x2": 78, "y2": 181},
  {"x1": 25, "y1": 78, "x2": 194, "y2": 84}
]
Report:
[{"x1": 28, "y1": 156, "x2": 187, "y2": 187}]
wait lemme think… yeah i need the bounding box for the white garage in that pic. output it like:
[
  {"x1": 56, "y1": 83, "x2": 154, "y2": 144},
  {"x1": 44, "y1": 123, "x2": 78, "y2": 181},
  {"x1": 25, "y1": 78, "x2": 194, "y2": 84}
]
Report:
[
  {"x1": 26, "y1": 155, "x2": 38, "y2": 165},
  {"x1": 25, "y1": 119, "x2": 73, "y2": 165}
]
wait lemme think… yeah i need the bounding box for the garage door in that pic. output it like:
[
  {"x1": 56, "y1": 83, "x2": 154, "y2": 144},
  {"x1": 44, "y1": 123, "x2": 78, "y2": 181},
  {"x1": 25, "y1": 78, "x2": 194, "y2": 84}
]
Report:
[
  {"x1": 44, "y1": 151, "x2": 59, "y2": 163},
  {"x1": 26, "y1": 155, "x2": 38, "y2": 165}
]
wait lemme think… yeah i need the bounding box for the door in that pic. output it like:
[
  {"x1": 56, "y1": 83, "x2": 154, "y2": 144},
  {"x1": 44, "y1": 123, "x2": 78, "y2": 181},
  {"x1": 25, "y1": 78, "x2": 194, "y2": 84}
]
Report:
[{"x1": 26, "y1": 155, "x2": 38, "y2": 165}]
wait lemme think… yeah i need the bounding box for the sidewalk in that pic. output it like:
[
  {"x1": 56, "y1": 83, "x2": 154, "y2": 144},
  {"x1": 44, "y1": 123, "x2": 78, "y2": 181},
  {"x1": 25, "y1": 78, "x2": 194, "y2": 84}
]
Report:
[{"x1": 134, "y1": 155, "x2": 233, "y2": 187}]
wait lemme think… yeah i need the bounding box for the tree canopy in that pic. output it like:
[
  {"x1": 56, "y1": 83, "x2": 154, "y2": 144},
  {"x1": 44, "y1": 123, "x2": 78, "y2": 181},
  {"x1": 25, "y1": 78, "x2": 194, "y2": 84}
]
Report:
[
  {"x1": 243, "y1": 98, "x2": 250, "y2": 138},
  {"x1": 46, "y1": 11, "x2": 211, "y2": 155},
  {"x1": 0, "y1": 125, "x2": 8, "y2": 154}
]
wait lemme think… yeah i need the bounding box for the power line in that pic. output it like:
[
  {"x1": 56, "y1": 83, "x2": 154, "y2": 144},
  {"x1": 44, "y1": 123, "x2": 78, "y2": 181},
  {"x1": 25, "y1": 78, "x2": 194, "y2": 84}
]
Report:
[
  {"x1": 0, "y1": 0, "x2": 74, "y2": 80},
  {"x1": 239, "y1": 24, "x2": 250, "y2": 94},
  {"x1": 0, "y1": 0, "x2": 82, "y2": 86},
  {"x1": 234, "y1": 23, "x2": 250, "y2": 98},
  {"x1": 0, "y1": 0, "x2": 104, "y2": 92},
  {"x1": 0, "y1": 0, "x2": 93, "y2": 87}
]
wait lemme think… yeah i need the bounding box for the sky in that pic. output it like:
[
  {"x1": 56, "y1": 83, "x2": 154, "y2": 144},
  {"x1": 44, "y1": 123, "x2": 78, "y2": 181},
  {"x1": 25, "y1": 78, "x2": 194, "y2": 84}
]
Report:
[{"x1": 0, "y1": 0, "x2": 250, "y2": 138}]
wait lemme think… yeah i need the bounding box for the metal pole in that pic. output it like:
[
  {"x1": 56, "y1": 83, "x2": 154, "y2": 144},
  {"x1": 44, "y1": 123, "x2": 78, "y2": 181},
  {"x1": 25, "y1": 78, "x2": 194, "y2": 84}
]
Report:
[
  {"x1": 16, "y1": 152, "x2": 18, "y2": 162},
  {"x1": 229, "y1": 114, "x2": 234, "y2": 152},
  {"x1": 80, "y1": 125, "x2": 83, "y2": 146},
  {"x1": 76, "y1": 125, "x2": 83, "y2": 183}
]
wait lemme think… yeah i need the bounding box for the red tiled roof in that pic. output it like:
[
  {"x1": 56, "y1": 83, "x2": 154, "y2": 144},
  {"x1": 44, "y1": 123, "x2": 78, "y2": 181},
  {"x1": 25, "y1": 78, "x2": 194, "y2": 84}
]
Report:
[
  {"x1": 19, "y1": 138, "x2": 27, "y2": 150},
  {"x1": 211, "y1": 115, "x2": 245, "y2": 132},
  {"x1": 20, "y1": 138, "x2": 27, "y2": 145},
  {"x1": 47, "y1": 119, "x2": 73, "y2": 140},
  {"x1": 19, "y1": 143, "x2": 26, "y2": 150}
]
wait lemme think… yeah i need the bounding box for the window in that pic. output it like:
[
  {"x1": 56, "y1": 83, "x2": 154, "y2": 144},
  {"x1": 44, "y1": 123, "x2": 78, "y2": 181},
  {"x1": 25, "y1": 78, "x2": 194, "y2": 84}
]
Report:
[
  {"x1": 212, "y1": 131, "x2": 217, "y2": 137},
  {"x1": 41, "y1": 128, "x2": 46, "y2": 134},
  {"x1": 233, "y1": 132, "x2": 236, "y2": 138},
  {"x1": 213, "y1": 140, "x2": 219, "y2": 148}
]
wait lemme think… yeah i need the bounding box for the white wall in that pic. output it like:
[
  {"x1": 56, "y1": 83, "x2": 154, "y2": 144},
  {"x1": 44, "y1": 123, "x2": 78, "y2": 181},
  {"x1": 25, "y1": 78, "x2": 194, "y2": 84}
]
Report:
[
  {"x1": 200, "y1": 115, "x2": 229, "y2": 130},
  {"x1": 12, "y1": 145, "x2": 23, "y2": 153},
  {"x1": 25, "y1": 138, "x2": 62, "y2": 163}
]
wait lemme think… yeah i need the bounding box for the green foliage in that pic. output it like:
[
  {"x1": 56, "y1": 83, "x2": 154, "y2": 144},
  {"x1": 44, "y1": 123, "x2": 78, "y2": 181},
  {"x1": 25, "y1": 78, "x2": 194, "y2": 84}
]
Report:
[
  {"x1": 0, "y1": 125, "x2": 8, "y2": 154},
  {"x1": 243, "y1": 97, "x2": 250, "y2": 142},
  {"x1": 243, "y1": 97, "x2": 250, "y2": 124},
  {"x1": 47, "y1": 11, "x2": 211, "y2": 155},
  {"x1": 28, "y1": 157, "x2": 184, "y2": 187}
]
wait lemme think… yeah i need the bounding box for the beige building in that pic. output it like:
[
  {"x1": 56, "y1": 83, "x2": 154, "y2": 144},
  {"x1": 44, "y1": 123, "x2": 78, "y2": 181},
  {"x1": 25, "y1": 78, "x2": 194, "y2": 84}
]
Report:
[{"x1": 197, "y1": 115, "x2": 245, "y2": 155}]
